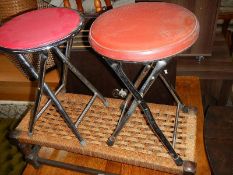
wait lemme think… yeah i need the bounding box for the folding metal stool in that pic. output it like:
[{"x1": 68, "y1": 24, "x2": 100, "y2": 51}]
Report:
[
  {"x1": 89, "y1": 2, "x2": 199, "y2": 171},
  {"x1": 0, "y1": 8, "x2": 108, "y2": 145}
]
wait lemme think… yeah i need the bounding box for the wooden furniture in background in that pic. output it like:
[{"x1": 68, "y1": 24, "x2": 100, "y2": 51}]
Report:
[
  {"x1": 204, "y1": 106, "x2": 233, "y2": 175},
  {"x1": 63, "y1": 0, "x2": 112, "y2": 12},
  {"x1": 218, "y1": 1, "x2": 233, "y2": 37},
  {"x1": 67, "y1": 48, "x2": 176, "y2": 104},
  {"x1": 135, "y1": 0, "x2": 221, "y2": 56},
  {"x1": 94, "y1": 0, "x2": 102, "y2": 12},
  {"x1": 177, "y1": 32, "x2": 233, "y2": 107},
  {"x1": 219, "y1": 10, "x2": 233, "y2": 36},
  {"x1": 135, "y1": 1, "x2": 232, "y2": 107},
  {"x1": 22, "y1": 76, "x2": 210, "y2": 175},
  {"x1": 75, "y1": 0, "x2": 84, "y2": 12},
  {"x1": 63, "y1": 0, "x2": 71, "y2": 8},
  {"x1": 218, "y1": 4, "x2": 233, "y2": 56},
  {"x1": 0, "y1": 54, "x2": 59, "y2": 101}
]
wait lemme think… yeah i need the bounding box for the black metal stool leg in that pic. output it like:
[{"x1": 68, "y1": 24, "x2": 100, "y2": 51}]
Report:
[
  {"x1": 28, "y1": 51, "x2": 47, "y2": 135},
  {"x1": 159, "y1": 74, "x2": 183, "y2": 147},
  {"x1": 31, "y1": 83, "x2": 65, "y2": 124},
  {"x1": 62, "y1": 39, "x2": 73, "y2": 92},
  {"x1": 119, "y1": 63, "x2": 153, "y2": 122},
  {"x1": 158, "y1": 74, "x2": 196, "y2": 147},
  {"x1": 106, "y1": 59, "x2": 183, "y2": 166},
  {"x1": 53, "y1": 46, "x2": 108, "y2": 107},
  {"x1": 107, "y1": 60, "x2": 167, "y2": 146},
  {"x1": 158, "y1": 74, "x2": 197, "y2": 114},
  {"x1": 159, "y1": 74, "x2": 188, "y2": 112},
  {"x1": 53, "y1": 46, "x2": 108, "y2": 127},
  {"x1": 110, "y1": 60, "x2": 191, "y2": 149},
  {"x1": 17, "y1": 54, "x2": 86, "y2": 145},
  {"x1": 32, "y1": 40, "x2": 73, "y2": 122}
]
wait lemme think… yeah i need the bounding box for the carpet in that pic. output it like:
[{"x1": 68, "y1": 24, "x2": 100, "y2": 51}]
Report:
[
  {"x1": 0, "y1": 101, "x2": 32, "y2": 119},
  {"x1": 0, "y1": 101, "x2": 32, "y2": 175}
]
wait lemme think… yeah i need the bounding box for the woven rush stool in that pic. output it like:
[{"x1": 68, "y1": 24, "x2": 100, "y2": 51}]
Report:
[
  {"x1": 89, "y1": 2, "x2": 199, "y2": 172},
  {"x1": 0, "y1": 7, "x2": 108, "y2": 145}
]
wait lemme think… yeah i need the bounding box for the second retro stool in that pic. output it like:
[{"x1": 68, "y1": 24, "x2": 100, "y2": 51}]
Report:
[
  {"x1": 89, "y1": 2, "x2": 199, "y2": 171},
  {"x1": 0, "y1": 8, "x2": 108, "y2": 145}
]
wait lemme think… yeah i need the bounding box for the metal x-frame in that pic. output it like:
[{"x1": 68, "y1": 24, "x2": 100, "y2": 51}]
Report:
[
  {"x1": 104, "y1": 58, "x2": 196, "y2": 172},
  {"x1": 16, "y1": 39, "x2": 108, "y2": 146}
]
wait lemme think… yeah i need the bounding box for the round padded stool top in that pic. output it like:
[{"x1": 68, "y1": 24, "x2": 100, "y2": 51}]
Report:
[
  {"x1": 89, "y1": 2, "x2": 199, "y2": 62},
  {"x1": 0, "y1": 8, "x2": 82, "y2": 52}
]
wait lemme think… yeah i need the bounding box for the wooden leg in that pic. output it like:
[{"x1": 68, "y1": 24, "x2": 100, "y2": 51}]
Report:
[
  {"x1": 94, "y1": 0, "x2": 102, "y2": 12},
  {"x1": 104, "y1": 0, "x2": 113, "y2": 9},
  {"x1": 217, "y1": 80, "x2": 233, "y2": 106},
  {"x1": 75, "y1": 0, "x2": 84, "y2": 12},
  {"x1": 222, "y1": 19, "x2": 231, "y2": 38}
]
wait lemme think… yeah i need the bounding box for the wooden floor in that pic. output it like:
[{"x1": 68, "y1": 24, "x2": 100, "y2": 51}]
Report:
[{"x1": 22, "y1": 76, "x2": 210, "y2": 175}]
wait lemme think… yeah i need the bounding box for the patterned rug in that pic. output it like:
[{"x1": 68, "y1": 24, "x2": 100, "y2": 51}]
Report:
[
  {"x1": 0, "y1": 101, "x2": 32, "y2": 119},
  {"x1": 0, "y1": 101, "x2": 32, "y2": 175}
]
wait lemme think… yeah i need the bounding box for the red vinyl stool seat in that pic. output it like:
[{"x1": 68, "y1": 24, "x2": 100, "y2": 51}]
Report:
[
  {"x1": 0, "y1": 8, "x2": 107, "y2": 147},
  {"x1": 0, "y1": 8, "x2": 81, "y2": 51},
  {"x1": 89, "y1": 2, "x2": 200, "y2": 172},
  {"x1": 89, "y1": 2, "x2": 199, "y2": 62}
]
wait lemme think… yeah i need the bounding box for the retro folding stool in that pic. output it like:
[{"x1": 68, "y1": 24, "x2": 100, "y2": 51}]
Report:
[
  {"x1": 89, "y1": 2, "x2": 199, "y2": 171},
  {"x1": 0, "y1": 8, "x2": 108, "y2": 145}
]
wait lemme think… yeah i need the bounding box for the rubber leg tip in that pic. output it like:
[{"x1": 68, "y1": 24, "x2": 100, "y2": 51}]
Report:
[{"x1": 80, "y1": 140, "x2": 87, "y2": 146}]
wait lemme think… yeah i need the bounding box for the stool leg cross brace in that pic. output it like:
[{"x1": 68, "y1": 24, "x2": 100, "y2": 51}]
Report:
[
  {"x1": 105, "y1": 58, "x2": 195, "y2": 169},
  {"x1": 19, "y1": 39, "x2": 108, "y2": 146}
]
